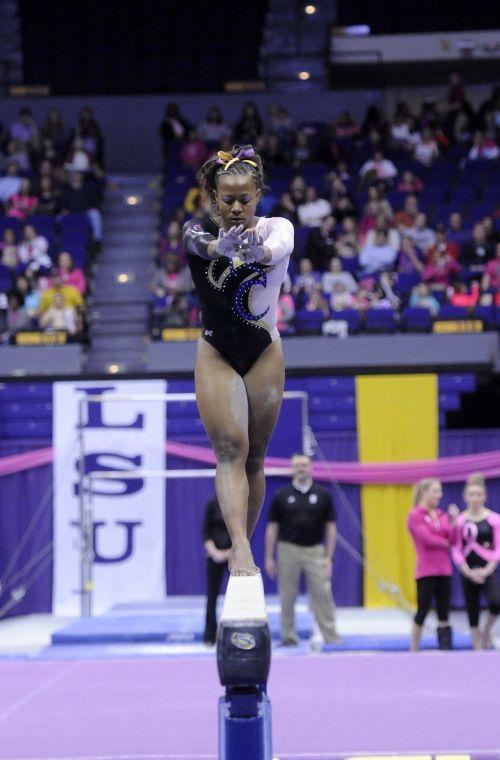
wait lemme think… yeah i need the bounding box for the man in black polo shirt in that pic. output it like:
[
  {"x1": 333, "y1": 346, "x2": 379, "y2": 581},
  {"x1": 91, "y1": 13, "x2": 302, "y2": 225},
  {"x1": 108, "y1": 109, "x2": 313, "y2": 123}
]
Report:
[{"x1": 265, "y1": 453, "x2": 340, "y2": 646}]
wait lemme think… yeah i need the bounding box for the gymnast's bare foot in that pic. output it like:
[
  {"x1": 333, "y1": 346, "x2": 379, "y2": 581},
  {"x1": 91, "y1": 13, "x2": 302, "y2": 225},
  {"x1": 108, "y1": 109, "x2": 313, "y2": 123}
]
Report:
[{"x1": 229, "y1": 540, "x2": 259, "y2": 576}]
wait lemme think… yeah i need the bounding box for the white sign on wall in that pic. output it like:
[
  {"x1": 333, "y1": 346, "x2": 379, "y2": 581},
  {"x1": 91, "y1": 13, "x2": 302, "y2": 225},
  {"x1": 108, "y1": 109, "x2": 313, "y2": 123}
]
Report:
[{"x1": 53, "y1": 380, "x2": 167, "y2": 616}]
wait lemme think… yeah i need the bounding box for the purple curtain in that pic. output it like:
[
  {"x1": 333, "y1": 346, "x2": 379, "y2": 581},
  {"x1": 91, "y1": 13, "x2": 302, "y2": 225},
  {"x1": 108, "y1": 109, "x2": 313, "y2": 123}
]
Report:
[
  {"x1": 0, "y1": 441, "x2": 53, "y2": 617},
  {"x1": 1, "y1": 431, "x2": 499, "y2": 615}
]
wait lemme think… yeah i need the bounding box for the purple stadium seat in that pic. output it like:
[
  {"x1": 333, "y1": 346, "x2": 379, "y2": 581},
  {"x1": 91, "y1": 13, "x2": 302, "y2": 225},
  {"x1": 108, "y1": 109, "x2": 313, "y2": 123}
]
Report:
[
  {"x1": 438, "y1": 373, "x2": 476, "y2": 393},
  {"x1": 401, "y1": 307, "x2": 433, "y2": 332},
  {"x1": 474, "y1": 304, "x2": 498, "y2": 328},
  {"x1": 330, "y1": 309, "x2": 360, "y2": 334},
  {"x1": 437, "y1": 305, "x2": 469, "y2": 320},
  {"x1": 365, "y1": 308, "x2": 397, "y2": 333},
  {"x1": 295, "y1": 309, "x2": 325, "y2": 335}
]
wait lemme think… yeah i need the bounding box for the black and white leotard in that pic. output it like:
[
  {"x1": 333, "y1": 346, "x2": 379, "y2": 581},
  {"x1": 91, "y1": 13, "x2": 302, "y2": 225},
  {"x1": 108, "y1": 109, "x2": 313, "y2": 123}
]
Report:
[{"x1": 182, "y1": 215, "x2": 294, "y2": 375}]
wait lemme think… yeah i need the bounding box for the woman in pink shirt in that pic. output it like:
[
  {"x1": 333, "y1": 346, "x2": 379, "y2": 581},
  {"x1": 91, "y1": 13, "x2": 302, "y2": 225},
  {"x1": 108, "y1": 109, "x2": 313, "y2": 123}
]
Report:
[
  {"x1": 407, "y1": 478, "x2": 458, "y2": 651},
  {"x1": 57, "y1": 252, "x2": 86, "y2": 295},
  {"x1": 451, "y1": 473, "x2": 500, "y2": 649}
]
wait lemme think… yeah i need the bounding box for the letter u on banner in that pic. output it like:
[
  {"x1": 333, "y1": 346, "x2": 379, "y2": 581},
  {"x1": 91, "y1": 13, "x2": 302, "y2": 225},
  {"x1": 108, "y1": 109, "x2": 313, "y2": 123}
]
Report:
[
  {"x1": 356, "y1": 375, "x2": 438, "y2": 608},
  {"x1": 53, "y1": 380, "x2": 167, "y2": 615}
]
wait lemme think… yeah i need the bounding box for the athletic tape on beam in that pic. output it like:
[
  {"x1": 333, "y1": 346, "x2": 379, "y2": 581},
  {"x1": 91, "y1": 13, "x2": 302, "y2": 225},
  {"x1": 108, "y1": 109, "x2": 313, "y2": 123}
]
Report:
[{"x1": 221, "y1": 574, "x2": 268, "y2": 622}]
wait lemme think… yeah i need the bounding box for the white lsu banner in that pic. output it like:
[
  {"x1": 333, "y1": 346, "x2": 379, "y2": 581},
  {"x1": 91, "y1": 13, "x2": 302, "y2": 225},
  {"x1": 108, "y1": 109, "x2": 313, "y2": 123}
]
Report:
[{"x1": 53, "y1": 380, "x2": 167, "y2": 616}]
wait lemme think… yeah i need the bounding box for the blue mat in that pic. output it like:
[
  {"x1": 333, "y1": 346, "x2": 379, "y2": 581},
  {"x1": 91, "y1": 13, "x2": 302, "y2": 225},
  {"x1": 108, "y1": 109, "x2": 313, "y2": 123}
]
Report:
[{"x1": 51, "y1": 596, "x2": 472, "y2": 651}]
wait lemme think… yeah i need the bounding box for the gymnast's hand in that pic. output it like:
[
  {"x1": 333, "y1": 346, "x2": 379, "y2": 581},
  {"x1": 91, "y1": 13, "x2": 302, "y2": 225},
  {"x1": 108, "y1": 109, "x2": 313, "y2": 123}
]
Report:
[
  {"x1": 215, "y1": 225, "x2": 246, "y2": 257},
  {"x1": 239, "y1": 228, "x2": 272, "y2": 264}
]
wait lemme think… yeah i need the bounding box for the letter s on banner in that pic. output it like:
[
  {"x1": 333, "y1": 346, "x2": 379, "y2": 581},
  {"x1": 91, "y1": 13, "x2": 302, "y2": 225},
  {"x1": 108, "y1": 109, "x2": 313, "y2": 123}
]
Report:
[{"x1": 53, "y1": 380, "x2": 167, "y2": 615}]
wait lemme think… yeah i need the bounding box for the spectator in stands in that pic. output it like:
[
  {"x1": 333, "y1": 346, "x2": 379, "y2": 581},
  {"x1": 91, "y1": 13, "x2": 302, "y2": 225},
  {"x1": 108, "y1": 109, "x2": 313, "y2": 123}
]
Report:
[
  {"x1": 447, "y1": 211, "x2": 470, "y2": 249},
  {"x1": 297, "y1": 187, "x2": 332, "y2": 228},
  {"x1": 407, "y1": 213, "x2": 436, "y2": 253},
  {"x1": 452, "y1": 110, "x2": 473, "y2": 146},
  {"x1": 481, "y1": 242, "x2": 500, "y2": 297},
  {"x1": 57, "y1": 252, "x2": 86, "y2": 295},
  {"x1": 336, "y1": 216, "x2": 359, "y2": 261},
  {"x1": 482, "y1": 216, "x2": 499, "y2": 247},
  {"x1": 422, "y1": 247, "x2": 461, "y2": 290},
  {"x1": 461, "y1": 222, "x2": 495, "y2": 274},
  {"x1": 151, "y1": 251, "x2": 192, "y2": 296},
  {"x1": 359, "y1": 150, "x2": 397, "y2": 185},
  {"x1": 37, "y1": 177, "x2": 61, "y2": 216},
  {"x1": 158, "y1": 220, "x2": 185, "y2": 263},
  {"x1": 41, "y1": 108, "x2": 66, "y2": 153},
  {"x1": 305, "y1": 215, "x2": 337, "y2": 269},
  {"x1": 64, "y1": 137, "x2": 91, "y2": 173},
  {"x1": 426, "y1": 224, "x2": 459, "y2": 264},
  {"x1": 291, "y1": 131, "x2": 313, "y2": 168},
  {"x1": 61, "y1": 172, "x2": 102, "y2": 244},
  {"x1": 271, "y1": 192, "x2": 298, "y2": 226},
  {"x1": 233, "y1": 101, "x2": 263, "y2": 144},
  {"x1": 321, "y1": 257, "x2": 357, "y2": 296},
  {"x1": 160, "y1": 102, "x2": 191, "y2": 168},
  {"x1": 163, "y1": 293, "x2": 194, "y2": 328},
  {"x1": 5, "y1": 290, "x2": 30, "y2": 335},
  {"x1": 6, "y1": 178, "x2": 38, "y2": 221},
  {"x1": 39, "y1": 270, "x2": 84, "y2": 315},
  {"x1": 293, "y1": 257, "x2": 319, "y2": 299},
  {"x1": 413, "y1": 127, "x2": 439, "y2": 166},
  {"x1": 14, "y1": 272, "x2": 42, "y2": 318},
  {"x1": 267, "y1": 102, "x2": 293, "y2": 137},
  {"x1": 333, "y1": 110, "x2": 359, "y2": 141},
  {"x1": 359, "y1": 200, "x2": 386, "y2": 241},
  {"x1": 397, "y1": 235, "x2": 424, "y2": 275},
  {"x1": 0, "y1": 161, "x2": 22, "y2": 205},
  {"x1": 4, "y1": 138, "x2": 30, "y2": 171},
  {"x1": 179, "y1": 129, "x2": 208, "y2": 168},
  {"x1": 359, "y1": 229, "x2": 398, "y2": 275},
  {"x1": 394, "y1": 194, "x2": 420, "y2": 229},
  {"x1": 262, "y1": 133, "x2": 287, "y2": 166},
  {"x1": 447, "y1": 281, "x2": 480, "y2": 309},
  {"x1": 0, "y1": 228, "x2": 19, "y2": 270},
  {"x1": 10, "y1": 107, "x2": 39, "y2": 150},
  {"x1": 409, "y1": 283, "x2": 440, "y2": 316},
  {"x1": 330, "y1": 280, "x2": 357, "y2": 312},
  {"x1": 390, "y1": 102, "x2": 415, "y2": 151},
  {"x1": 364, "y1": 185, "x2": 393, "y2": 220},
  {"x1": 468, "y1": 130, "x2": 499, "y2": 161},
  {"x1": 198, "y1": 106, "x2": 231, "y2": 143},
  {"x1": 72, "y1": 106, "x2": 104, "y2": 165},
  {"x1": 277, "y1": 284, "x2": 295, "y2": 335},
  {"x1": 396, "y1": 170, "x2": 424, "y2": 194},
  {"x1": 304, "y1": 285, "x2": 330, "y2": 319},
  {"x1": 39, "y1": 291, "x2": 77, "y2": 335},
  {"x1": 17, "y1": 224, "x2": 51, "y2": 272},
  {"x1": 364, "y1": 216, "x2": 400, "y2": 252}
]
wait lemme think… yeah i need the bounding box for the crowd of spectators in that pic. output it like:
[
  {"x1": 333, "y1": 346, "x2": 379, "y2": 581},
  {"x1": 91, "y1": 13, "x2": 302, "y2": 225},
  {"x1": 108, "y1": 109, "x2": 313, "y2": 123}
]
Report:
[
  {"x1": 153, "y1": 76, "x2": 499, "y2": 337},
  {"x1": 0, "y1": 106, "x2": 105, "y2": 342}
]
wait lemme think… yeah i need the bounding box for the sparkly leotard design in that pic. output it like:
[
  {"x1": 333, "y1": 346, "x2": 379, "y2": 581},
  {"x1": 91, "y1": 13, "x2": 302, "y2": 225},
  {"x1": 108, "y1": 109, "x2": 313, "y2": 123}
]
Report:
[{"x1": 183, "y1": 215, "x2": 294, "y2": 375}]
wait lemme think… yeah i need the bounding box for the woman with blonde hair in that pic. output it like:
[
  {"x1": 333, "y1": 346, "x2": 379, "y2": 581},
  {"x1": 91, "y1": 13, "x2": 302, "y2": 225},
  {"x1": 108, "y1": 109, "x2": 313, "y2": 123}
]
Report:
[
  {"x1": 408, "y1": 478, "x2": 458, "y2": 651},
  {"x1": 451, "y1": 473, "x2": 500, "y2": 649}
]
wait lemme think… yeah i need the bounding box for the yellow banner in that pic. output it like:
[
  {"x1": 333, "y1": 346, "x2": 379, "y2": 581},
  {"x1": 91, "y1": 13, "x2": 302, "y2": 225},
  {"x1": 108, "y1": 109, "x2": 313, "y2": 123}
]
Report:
[{"x1": 356, "y1": 375, "x2": 438, "y2": 607}]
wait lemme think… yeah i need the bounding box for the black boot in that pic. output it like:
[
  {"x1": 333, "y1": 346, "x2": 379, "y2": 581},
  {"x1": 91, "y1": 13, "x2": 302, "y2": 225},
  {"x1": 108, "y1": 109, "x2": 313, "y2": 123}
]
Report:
[{"x1": 437, "y1": 625, "x2": 453, "y2": 650}]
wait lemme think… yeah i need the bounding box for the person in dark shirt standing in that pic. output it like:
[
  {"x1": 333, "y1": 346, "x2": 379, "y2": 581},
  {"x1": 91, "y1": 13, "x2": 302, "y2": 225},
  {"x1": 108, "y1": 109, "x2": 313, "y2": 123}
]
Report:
[
  {"x1": 265, "y1": 453, "x2": 340, "y2": 646},
  {"x1": 202, "y1": 495, "x2": 231, "y2": 645}
]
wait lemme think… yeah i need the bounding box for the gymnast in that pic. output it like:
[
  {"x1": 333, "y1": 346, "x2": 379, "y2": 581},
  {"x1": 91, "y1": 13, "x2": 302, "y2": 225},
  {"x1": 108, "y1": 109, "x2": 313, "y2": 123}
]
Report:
[
  {"x1": 451, "y1": 472, "x2": 500, "y2": 649},
  {"x1": 407, "y1": 478, "x2": 458, "y2": 651},
  {"x1": 182, "y1": 144, "x2": 294, "y2": 576}
]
